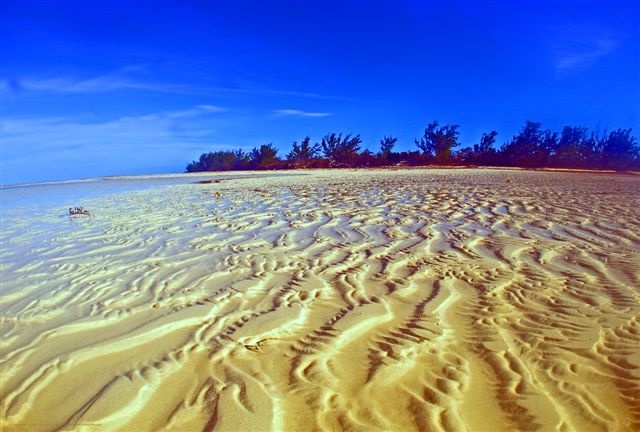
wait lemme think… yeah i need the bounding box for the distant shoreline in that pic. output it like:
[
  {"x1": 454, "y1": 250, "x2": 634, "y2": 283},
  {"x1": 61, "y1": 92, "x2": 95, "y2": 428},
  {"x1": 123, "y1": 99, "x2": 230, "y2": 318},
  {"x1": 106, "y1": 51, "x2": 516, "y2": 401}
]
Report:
[
  {"x1": 0, "y1": 171, "x2": 306, "y2": 190},
  {"x1": 3, "y1": 165, "x2": 639, "y2": 189}
]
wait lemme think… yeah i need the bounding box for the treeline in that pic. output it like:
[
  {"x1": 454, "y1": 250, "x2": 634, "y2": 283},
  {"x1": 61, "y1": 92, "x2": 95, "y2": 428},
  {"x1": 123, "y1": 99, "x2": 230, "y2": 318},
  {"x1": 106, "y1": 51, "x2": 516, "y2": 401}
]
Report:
[{"x1": 185, "y1": 121, "x2": 639, "y2": 172}]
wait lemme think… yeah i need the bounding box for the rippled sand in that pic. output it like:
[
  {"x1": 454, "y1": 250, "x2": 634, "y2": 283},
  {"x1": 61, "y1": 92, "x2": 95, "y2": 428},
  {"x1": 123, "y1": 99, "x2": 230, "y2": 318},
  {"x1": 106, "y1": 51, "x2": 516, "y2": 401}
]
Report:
[{"x1": 1, "y1": 169, "x2": 639, "y2": 431}]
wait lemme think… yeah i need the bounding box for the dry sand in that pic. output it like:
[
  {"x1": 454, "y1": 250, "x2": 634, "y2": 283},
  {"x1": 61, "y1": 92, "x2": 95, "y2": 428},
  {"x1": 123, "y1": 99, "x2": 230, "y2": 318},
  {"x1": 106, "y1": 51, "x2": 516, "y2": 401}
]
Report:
[{"x1": 1, "y1": 168, "x2": 639, "y2": 431}]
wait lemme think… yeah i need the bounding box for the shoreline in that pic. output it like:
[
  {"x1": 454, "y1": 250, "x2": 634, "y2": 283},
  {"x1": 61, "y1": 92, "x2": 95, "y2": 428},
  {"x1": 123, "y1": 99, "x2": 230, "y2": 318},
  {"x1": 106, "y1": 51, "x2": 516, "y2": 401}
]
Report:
[{"x1": 3, "y1": 164, "x2": 638, "y2": 190}]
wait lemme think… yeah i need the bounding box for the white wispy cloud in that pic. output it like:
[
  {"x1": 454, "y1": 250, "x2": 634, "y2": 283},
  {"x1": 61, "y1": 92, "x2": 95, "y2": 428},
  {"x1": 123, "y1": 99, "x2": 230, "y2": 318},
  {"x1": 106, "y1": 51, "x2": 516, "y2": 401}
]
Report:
[
  {"x1": 165, "y1": 104, "x2": 226, "y2": 118},
  {"x1": 263, "y1": 89, "x2": 355, "y2": 102},
  {"x1": 1, "y1": 105, "x2": 230, "y2": 185},
  {"x1": 273, "y1": 109, "x2": 332, "y2": 118},
  {"x1": 1, "y1": 73, "x2": 178, "y2": 94},
  {"x1": 556, "y1": 36, "x2": 618, "y2": 71},
  {"x1": 0, "y1": 72, "x2": 353, "y2": 101},
  {"x1": 553, "y1": 24, "x2": 619, "y2": 72}
]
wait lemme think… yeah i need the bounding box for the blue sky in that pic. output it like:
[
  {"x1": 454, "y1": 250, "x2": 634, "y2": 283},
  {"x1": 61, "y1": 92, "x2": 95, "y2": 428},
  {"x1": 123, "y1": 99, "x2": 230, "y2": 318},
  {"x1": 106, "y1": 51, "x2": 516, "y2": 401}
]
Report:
[{"x1": 2, "y1": 0, "x2": 638, "y2": 185}]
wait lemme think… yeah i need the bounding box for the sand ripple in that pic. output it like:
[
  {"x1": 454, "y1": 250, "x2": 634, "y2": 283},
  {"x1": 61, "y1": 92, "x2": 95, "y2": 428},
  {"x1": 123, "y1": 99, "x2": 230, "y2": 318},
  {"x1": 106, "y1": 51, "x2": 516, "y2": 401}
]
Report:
[{"x1": 1, "y1": 169, "x2": 639, "y2": 431}]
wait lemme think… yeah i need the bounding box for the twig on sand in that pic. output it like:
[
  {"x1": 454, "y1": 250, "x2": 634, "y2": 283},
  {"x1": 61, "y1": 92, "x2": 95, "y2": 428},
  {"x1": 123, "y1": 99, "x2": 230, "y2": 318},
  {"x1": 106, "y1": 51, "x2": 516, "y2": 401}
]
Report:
[{"x1": 69, "y1": 206, "x2": 91, "y2": 217}]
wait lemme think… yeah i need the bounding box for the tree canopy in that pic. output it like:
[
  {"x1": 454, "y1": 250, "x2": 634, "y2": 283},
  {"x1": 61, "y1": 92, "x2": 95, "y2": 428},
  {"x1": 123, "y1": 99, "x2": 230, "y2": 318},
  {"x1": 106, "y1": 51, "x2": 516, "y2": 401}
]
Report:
[
  {"x1": 415, "y1": 121, "x2": 460, "y2": 164},
  {"x1": 185, "y1": 121, "x2": 639, "y2": 173},
  {"x1": 321, "y1": 133, "x2": 363, "y2": 167}
]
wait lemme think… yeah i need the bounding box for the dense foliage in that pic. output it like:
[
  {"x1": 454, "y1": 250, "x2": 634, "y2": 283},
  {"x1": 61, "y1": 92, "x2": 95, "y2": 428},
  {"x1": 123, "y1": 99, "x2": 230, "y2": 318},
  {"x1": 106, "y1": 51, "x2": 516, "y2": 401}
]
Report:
[{"x1": 186, "y1": 121, "x2": 639, "y2": 172}]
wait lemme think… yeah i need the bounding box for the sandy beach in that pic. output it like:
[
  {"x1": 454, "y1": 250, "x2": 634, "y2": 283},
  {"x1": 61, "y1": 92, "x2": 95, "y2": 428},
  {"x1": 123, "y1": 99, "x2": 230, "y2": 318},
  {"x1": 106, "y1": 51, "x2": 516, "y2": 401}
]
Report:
[{"x1": 1, "y1": 168, "x2": 639, "y2": 431}]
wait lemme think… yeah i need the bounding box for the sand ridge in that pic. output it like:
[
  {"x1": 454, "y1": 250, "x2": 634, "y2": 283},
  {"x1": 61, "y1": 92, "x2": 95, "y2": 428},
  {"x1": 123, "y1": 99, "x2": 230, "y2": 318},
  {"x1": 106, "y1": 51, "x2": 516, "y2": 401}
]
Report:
[{"x1": 1, "y1": 169, "x2": 639, "y2": 431}]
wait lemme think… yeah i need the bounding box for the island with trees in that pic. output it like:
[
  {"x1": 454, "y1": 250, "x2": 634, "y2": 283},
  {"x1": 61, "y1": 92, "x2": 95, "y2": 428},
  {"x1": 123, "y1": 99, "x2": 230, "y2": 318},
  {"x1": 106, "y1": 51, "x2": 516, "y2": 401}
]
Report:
[{"x1": 185, "y1": 121, "x2": 639, "y2": 173}]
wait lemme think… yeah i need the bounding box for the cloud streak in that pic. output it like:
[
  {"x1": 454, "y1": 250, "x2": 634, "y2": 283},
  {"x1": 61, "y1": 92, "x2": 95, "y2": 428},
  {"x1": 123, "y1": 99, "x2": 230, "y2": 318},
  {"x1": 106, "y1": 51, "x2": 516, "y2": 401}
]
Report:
[
  {"x1": 273, "y1": 109, "x2": 332, "y2": 118},
  {"x1": 556, "y1": 37, "x2": 618, "y2": 71},
  {"x1": 1, "y1": 105, "x2": 230, "y2": 185},
  {"x1": 0, "y1": 72, "x2": 353, "y2": 101},
  {"x1": 1, "y1": 73, "x2": 179, "y2": 94},
  {"x1": 552, "y1": 24, "x2": 619, "y2": 73}
]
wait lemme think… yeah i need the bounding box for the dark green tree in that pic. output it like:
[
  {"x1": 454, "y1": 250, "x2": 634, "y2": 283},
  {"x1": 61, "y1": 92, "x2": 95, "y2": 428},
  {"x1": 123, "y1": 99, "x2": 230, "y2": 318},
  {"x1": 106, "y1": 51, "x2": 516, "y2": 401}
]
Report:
[
  {"x1": 287, "y1": 137, "x2": 321, "y2": 163},
  {"x1": 475, "y1": 130, "x2": 498, "y2": 153},
  {"x1": 500, "y1": 121, "x2": 556, "y2": 167},
  {"x1": 250, "y1": 143, "x2": 280, "y2": 169},
  {"x1": 186, "y1": 150, "x2": 241, "y2": 172},
  {"x1": 553, "y1": 126, "x2": 594, "y2": 167},
  {"x1": 357, "y1": 149, "x2": 377, "y2": 167},
  {"x1": 415, "y1": 121, "x2": 459, "y2": 163},
  {"x1": 321, "y1": 133, "x2": 362, "y2": 166},
  {"x1": 599, "y1": 128, "x2": 639, "y2": 170},
  {"x1": 233, "y1": 149, "x2": 250, "y2": 169},
  {"x1": 186, "y1": 122, "x2": 639, "y2": 172},
  {"x1": 458, "y1": 130, "x2": 499, "y2": 165},
  {"x1": 378, "y1": 136, "x2": 397, "y2": 158}
]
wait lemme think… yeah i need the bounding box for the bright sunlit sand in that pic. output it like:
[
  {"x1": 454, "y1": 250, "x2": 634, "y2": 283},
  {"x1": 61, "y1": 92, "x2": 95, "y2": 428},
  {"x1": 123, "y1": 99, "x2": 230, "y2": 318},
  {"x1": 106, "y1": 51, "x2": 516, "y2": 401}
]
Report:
[{"x1": 1, "y1": 168, "x2": 639, "y2": 431}]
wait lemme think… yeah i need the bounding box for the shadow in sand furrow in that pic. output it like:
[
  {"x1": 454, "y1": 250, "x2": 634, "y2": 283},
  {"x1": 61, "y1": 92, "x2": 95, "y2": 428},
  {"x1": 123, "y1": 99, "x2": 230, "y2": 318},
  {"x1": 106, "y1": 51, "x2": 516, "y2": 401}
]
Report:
[
  {"x1": 365, "y1": 283, "x2": 442, "y2": 381},
  {"x1": 2, "y1": 326, "x2": 207, "y2": 429},
  {"x1": 3, "y1": 169, "x2": 639, "y2": 431},
  {"x1": 531, "y1": 354, "x2": 620, "y2": 431},
  {"x1": 469, "y1": 341, "x2": 545, "y2": 430},
  {"x1": 287, "y1": 295, "x2": 388, "y2": 389},
  {"x1": 595, "y1": 317, "x2": 640, "y2": 428},
  {"x1": 457, "y1": 275, "x2": 554, "y2": 430},
  {"x1": 465, "y1": 268, "x2": 635, "y2": 431}
]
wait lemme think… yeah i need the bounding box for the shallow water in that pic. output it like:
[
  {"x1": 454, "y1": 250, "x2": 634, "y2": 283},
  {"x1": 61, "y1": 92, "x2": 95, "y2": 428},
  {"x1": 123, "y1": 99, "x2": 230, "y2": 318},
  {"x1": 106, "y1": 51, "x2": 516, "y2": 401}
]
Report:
[{"x1": 0, "y1": 173, "x2": 273, "y2": 212}]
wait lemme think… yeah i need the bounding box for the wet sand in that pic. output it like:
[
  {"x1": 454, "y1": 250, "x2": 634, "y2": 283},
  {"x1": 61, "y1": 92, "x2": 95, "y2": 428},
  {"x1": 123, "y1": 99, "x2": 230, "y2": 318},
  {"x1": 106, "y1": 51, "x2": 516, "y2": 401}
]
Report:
[{"x1": 1, "y1": 168, "x2": 639, "y2": 431}]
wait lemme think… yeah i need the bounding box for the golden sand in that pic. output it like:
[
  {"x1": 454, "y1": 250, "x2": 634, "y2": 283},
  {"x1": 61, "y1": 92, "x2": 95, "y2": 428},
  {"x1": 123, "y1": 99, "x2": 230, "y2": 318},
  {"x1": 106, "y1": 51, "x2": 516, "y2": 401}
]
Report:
[{"x1": 1, "y1": 169, "x2": 639, "y2": 431}]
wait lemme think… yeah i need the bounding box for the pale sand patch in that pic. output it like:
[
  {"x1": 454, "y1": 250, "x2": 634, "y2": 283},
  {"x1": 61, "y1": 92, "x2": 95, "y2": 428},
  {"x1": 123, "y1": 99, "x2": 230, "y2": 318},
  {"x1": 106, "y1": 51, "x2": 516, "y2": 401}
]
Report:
[{"x1": 1, "y1": 168, "x2": 639, "y2": 431}]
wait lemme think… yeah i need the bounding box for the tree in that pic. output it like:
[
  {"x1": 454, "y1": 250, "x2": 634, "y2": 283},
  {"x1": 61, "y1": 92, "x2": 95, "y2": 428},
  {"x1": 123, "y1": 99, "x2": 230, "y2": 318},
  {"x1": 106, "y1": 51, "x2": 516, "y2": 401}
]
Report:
[
  {"x1": 287, "y1": 137, "x2": 321, "y2": 164},
  {"x1": 357, "y1": 149, "x2": 377, "y2": 167},
  {"x1": 500, "y1": 121, "x2": 556, "y2": 167},
  {"x1": 186, "y1": 122, "x2": 639, "y2": 172},
  {"x1": 475, "y1": 130, "x2": 497, "y2": 153},
  {"x1": 321, "y1": 133, "x2": 341, "y2": 161},
  {"x1": 475, "y1": 130, "x2": 499, "y2": 165},
  {"x1": 600, "y1": 128, "x2": 639, "y2": 170},
  {"x1": 185, "y1": 150, "x2": 242, "y2": 172},
  {"x1": 457, "y1": 130, "x2": 499, "y2": 165},
  {"x1": 455, "y1": 147, "x2": 474, "y2": 164},
  {"x1": 321, "y1": 133, "x2": 362, "y2": 166},
  {"x1": 553, "y1": 126, "x2": 594, "y2": 168},
  {"x1": 378, "y1": 136, "x2": 397, "y2": 158},
  {"x1": 250, "y1": 143, "x2": 280, "y2": 169},
  {"x1": 415, "y1": 121, "x2": 459, "y2": 163},
  {"x1": 233, "y1": 149, "x2": 250, "y2": 169}
]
